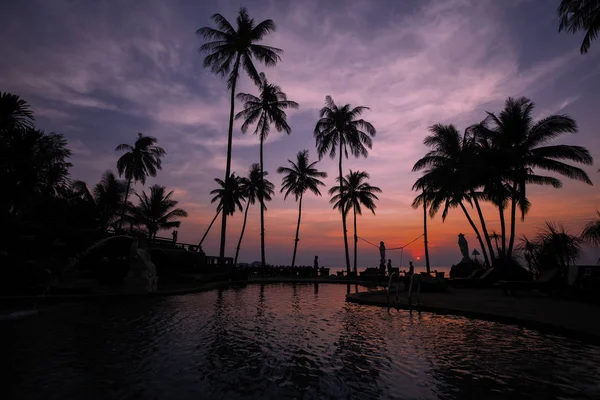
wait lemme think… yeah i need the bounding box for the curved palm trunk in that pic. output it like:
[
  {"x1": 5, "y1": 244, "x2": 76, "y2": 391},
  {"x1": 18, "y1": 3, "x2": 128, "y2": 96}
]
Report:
[
  {"x1": 259, "y1": 137, "x2": 266, "y2": 267},
  {"x1": 353, "y1": 203, "x2": 358, "y2": 275},
  {"x1": 470, "y1": 191, "x2": 496, "y2": 264},
  {"x1": 291, "y1": 193, "x2": 303, "y2": 268},
  {"x1": 200, "y1": 207, "x2": 222, "y2": 246},
  {"x1": 459, "y1": 202, "x2": 490, "y2": 267},
  {"x1": 339, "y1": 144, "x2": 351, "y2": 274},
  {"x1": 499, "y1": 206, "x2": 506, "y2": 257},
  {"x1": 219, "y1": 55, "x2": 241, "y2": 266},
  {"x1": 507, "y1": 182, "x2": 518, "y2": 259},
  {"x1": 234, "y1": 201, "x2": 251, "y2": 265},
  {"x1": 423, "y1": 198, "x2": 431, "y2": 274},
  {"x1": 118, "y1": 177, "x2": 132, "y2": 230}
]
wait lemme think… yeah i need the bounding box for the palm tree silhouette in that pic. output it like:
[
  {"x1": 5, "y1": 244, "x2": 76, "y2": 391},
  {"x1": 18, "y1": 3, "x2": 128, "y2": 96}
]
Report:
[
  {"x1": 115, "y1": 133, "x2": 166, "y2": 229},
  {"x1": 412, "y1": 124, "x2": 493, "y2": 267},
  {"x1": 330, "y1": 170, "x2": 381, "y2": 275},
  {"x1": 558, "y1": 0, "x2": 600, "y2": 54},
  {"x1": 277, "y1": 150, "x2": 327, "y2": 268},
  {"x1": 235, "y1": 164, "x2": 274, "y2": 265},
  {"x1": 73, "y1": 170, "x2": 129, "y2": 231},
  {"x1": 474, "y1": 97, "x2": 593, "y2": 258},
  {"x1": 581, "y1": 211, "x2": 600, "y2": 247},
  {"x1": 0, "y1": 92, "x2": 34, "y2": 130},
  {"x1": 411, "y1": 190, "x2": 432, "y2": 274},
  {"x1": 314, "y1": 96, "x2": 376, "y2": 274},
  {"x1": 200, "y1": 173, "x2": 245, "y2": 246},
  {"x1": 128, "y1": 184, "x2": 188, "y2": 239},
  {"x1": 197, "y1": 7, "x2": 282, "y2": 265},
  {"x1": 236, "y1": 73, "x2": 299, "y2": 266}
]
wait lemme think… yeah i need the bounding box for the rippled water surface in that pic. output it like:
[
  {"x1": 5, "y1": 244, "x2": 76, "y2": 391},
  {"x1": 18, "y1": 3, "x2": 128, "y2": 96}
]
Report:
[{"x1": 3, "y1": 283, "x2": 600, "y2": 399}]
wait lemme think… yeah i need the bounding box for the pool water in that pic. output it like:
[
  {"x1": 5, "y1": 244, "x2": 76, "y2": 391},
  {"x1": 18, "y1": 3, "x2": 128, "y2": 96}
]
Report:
[{"x1": 3, "y1": 283, "x2": 600, "y2": 399}]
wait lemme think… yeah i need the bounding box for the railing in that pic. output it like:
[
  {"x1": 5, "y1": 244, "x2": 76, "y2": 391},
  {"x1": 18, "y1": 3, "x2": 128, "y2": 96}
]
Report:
[
  {"x1": 408, "y1": 273, "x2": 421, "y2": 308},
  {"x1": 386, "y1": 272, "x2": 400, "y2": 307}
]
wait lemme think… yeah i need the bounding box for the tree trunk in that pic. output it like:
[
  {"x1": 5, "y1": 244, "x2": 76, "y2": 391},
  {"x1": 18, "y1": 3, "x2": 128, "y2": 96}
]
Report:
[
  {"x1": 119, "y1": 177, "x2": 132, "y2": 230},
  {"x1": 291, "y1": 193, "x2": 303, "y2": 268},
  {"x1": 339, "y1": 145, "x2": 351, "y2": 274},
  {"x1": 234, "y1": 201, "x2": 251, "y2": 265},
  {"x1": 424, "y1": 196, "x2": 431, "y2": 274},
  {"x1": 219, "y1": 54, "x2": 241, "y2": 266},
  {"x1": 353, "y1": 203, "x2": 358, "y2": 275},
  {"x1": 200, "y1": 207, "x2": 222, "y2": 246},
  {"x1": 507, "y1": 181, "x2": 518, "y2": 258},
  {"x1": 471, "y1": 190, "x2": 495, "y2": 265},
  {"x1": 459, "y1": 202, "x2": 490, "y2": 267},
  {"x1": 259, "y1": 136, "x2": 266, "y2": 267},
  {"x1": 499, "y1": 205, "x2": 506, "y2": 257}
]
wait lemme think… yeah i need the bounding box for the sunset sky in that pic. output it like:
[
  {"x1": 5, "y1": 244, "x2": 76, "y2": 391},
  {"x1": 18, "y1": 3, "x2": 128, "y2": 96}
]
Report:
[{"x1": 1, "y1": 0, "x2": 599, "y2": 268}]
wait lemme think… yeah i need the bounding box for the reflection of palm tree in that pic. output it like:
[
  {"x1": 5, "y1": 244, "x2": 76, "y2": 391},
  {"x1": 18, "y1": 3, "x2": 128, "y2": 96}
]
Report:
[
  {"x1": 235, "y1": 164, "x2": 274, "y2": 264},
  {"x1": 115, "y1": 133, "x2": 166, "y2": 229},
  {"x1": 581, "y1": 211, "x2": 600, "y2": 247},
  {"x1": 236, "y1": 73, "x2": 299, "y2": 266},
  {"x1": 277, "y1": 150, "x2": 327, "y2": 267},
  {"x1": 558, "y1": 0, "x2": 600, "y2": 54},
  {"x1": 128, "y1": 184, "x2": 188, "y2": 239},
  {"x1": 197, "y1": 7, "x2": 282, "y2": 265},
  {"x1": 314, "y1": 96, "x2": 376, "y2": 274},
  {"x1": 475, "y1": 97, "x2": 593, "y2": 258},
  {"x1": 330, "y1": 171, "x2": 381, "y2": 275},
  {"x1": 200, "y1": 173, "x2": 244, "y2": 246}
]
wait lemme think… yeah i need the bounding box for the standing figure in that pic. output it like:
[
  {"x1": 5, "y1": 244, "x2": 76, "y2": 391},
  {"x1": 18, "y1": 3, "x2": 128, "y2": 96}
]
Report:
[
  {"x1": 172, "y1": 230, "x2": 178, "y2": 246},
  {"x1": 314, "y1": 256, "x2": 319, "y2": 275},
  {"x1": 387, "y1": 259, "x2": 392, "y2": 276}
]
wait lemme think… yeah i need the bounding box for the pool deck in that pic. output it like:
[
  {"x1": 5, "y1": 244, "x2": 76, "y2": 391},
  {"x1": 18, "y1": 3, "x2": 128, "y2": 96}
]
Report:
[{"x1": 346, "y1": 287, "x2": 600, "y2": 344}]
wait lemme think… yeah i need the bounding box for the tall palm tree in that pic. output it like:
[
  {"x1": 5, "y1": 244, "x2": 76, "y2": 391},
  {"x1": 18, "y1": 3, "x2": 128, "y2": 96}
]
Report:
[
  {"x1": 412, "y1": 124, "x2": 492, "y2": 267},
  {"x1": 115, "y1": 133, "x2": 166, "y2": 229},
  {"x1": 330, "y1": 170, "x2": 381, "y2": 275},
  {"x1": 235, "y1": 73, "x2": 299, "y2": 266},
  {"x1": 475, "y1": 97, "x2": 593, "y2": 258},
  {"x1": 581, "y1": 211, "x2": 600, "y2": 247},
  {"x1": 200, "y1": 173, "x2": 245, "y2": 246},
  {"x1": 558, "y1": 0, "x2": 600, "y2": 54},
  {"x1": 197, "y1": 7, "x2": 282, "y2": 265},
  {"x1": 277, "y1": 150, "x2": 327, "y2": 268},
  {"x1": 0, "y1": 92, "x2": 34, "y2": 131},
  {"x1": 128, "y1": 185, "x2": 188, "y2": 239},
  {"x1": 411, "y1": 190, "x2": 432, "y2": 274},
  {"x1": 235, "y1": 164, "x2": 274, "y2": 264},
  {"x1": 314, "y1": 96, "x2": 376, "y2": 274}
]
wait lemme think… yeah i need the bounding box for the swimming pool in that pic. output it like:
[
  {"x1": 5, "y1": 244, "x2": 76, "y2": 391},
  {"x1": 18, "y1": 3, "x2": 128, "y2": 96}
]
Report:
[{"x1": 4, "y1": 283, "x2": 600, "y2": 399}]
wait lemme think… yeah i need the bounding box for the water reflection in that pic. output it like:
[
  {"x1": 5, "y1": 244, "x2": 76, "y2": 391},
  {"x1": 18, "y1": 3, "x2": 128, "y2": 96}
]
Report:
[{"x1": 3, "y1": 284, "x2": 600, "y2": 400}]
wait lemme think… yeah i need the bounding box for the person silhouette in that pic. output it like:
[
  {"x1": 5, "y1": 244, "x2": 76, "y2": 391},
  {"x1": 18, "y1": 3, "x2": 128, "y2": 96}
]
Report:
[
  {"x1": 409, "y1": 261, "x2": 414, "y2": 276},
  {"x1": 387, "y1": 259, "x2": 392, "y2": 276}
]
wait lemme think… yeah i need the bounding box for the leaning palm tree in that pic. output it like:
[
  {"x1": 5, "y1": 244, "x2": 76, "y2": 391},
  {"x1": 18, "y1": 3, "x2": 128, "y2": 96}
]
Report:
[
  {"x1": 0, "y1": 92, "x2": 34, "y2": 131},
  {"x1": 474, "y1": 97, "x2": 593, "y2": 258},
  {"x1": 558, "y1": 0, "x2": 600, "y2": 54},
  {"x1": 128, "y1": 185, "x2": 188, "y2": 239},
  {"x1": 115, "y1": 133, "x2": 166, "y2": 229},
  {"x1": 236, "y1": 73, "x2": 299, "y2": 266},
  {"x1": 277, "y1": 150, "x2": 327, "y2": 268},
  {"x1": 199, "y1": 173, "x2": 245, "y2": 246},
  {"x1": 234, "y1": 164, "x2": 274, "y2": 264},
  {"x1": 412, "y1": 124, "x2": 492, "y2": 267},
  {"x1": 581, "y1": 211, "x2": 600, "y2": 247},
  {"x1": 197, "y1": 7, "x2": 282, "y2": 265},
  {"x1": 330, "y1": 170, "x2": 381, "y2": 275},
  {"x1": 314, "y1": 96, "x2": 376, "y2": 274}
]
